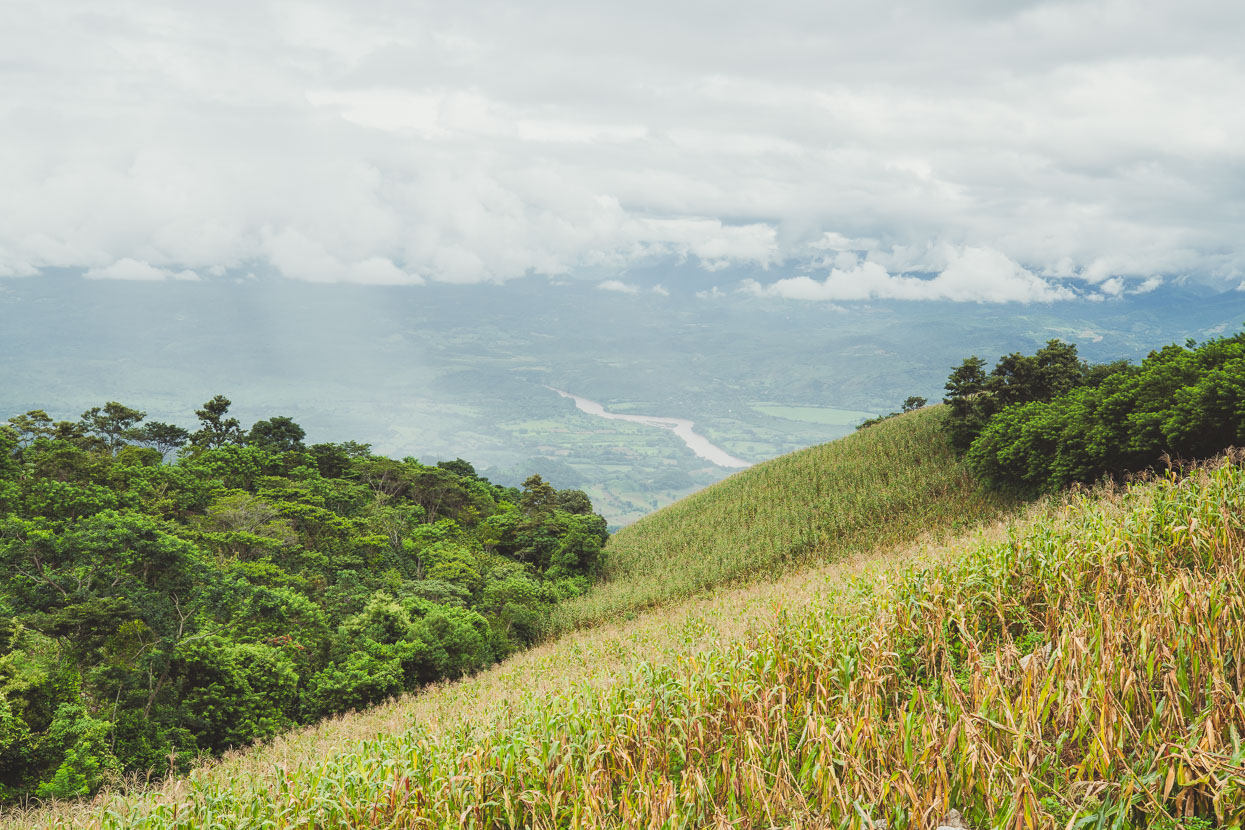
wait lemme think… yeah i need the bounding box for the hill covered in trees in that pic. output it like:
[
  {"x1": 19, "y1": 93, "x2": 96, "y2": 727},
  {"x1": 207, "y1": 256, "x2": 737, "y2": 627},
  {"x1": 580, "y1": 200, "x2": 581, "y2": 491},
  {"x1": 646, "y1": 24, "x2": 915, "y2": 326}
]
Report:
[
  {"x1": 941, "y1": 329, "x2": 1245, "y2": 492},
  {"x1": 0, "y1": 398, "x2": 606, "y2": 802}
]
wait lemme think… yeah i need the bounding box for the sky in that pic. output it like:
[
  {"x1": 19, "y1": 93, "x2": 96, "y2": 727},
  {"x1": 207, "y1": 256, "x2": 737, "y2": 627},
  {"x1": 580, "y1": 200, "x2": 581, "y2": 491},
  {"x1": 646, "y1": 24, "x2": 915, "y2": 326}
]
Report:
[{"x1": 2, "y1": 0, "x2": 1243, "y2": 302}]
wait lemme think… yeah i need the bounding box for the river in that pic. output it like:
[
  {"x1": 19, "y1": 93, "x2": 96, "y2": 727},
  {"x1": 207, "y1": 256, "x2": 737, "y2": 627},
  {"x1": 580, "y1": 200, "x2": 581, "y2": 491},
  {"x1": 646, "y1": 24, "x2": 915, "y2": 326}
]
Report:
[{"x1": 547, "y1": 387, "x2": 751, "y2": 469}]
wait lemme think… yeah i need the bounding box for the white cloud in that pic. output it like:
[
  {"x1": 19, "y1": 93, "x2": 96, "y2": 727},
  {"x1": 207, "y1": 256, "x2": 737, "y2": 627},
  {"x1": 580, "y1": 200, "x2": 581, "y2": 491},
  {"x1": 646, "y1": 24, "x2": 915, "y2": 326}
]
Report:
[
  {"x1": 744, "y1": 248, "x2": 1074, "y2": 304},
  {"x1": 1098, "y1": 277, "x2": 1125, "y2": 297},
  {"x1": 598, "y1": 279, "x2": 639, "y2": 294},
  {"x1": 83, "y1": 258, "x2": 200, "y2": 282},
  {"x1": 651, "y1": 284, "x2": 669, "y2": 296},
  {"x1": 0, "y1": 260, "x2": 37, "y2": 278},
  {"x1": 1, "y1": 1, "x2": 1243, "y2": 298},
  {"x1": 349, "y1": 257, "x2": 425, "y2": 286}
]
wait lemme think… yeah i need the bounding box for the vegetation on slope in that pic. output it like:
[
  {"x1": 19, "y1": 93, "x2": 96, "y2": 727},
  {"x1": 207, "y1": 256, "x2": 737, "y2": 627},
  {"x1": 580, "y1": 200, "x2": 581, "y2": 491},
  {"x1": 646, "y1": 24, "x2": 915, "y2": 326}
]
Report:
[
  {"x1": 551, "y1": 405, "x2": 1015, "y2": 633},
  {"x1": 4, "y1": 396, "x2": 1012, "y2": 826},
  {"x1": 18, "y1": 450, "x2": 1245, "y2": 828},
  {"x1": 944, "y1": 330, "x2": 1245, "y2": 493},
  {"x1": 0, "y1": 398, "x2": 606, "y2": 802}
]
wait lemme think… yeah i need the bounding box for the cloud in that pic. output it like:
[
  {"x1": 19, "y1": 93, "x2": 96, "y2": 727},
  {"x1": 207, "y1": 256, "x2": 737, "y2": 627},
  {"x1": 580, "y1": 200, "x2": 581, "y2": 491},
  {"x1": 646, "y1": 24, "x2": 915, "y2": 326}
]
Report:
[
  {"x1": 1, "y1": 1, "x2": 1243, "y2": 297},
  {"x1": 744, "y1": 248, "x2": 1074, "y2": 303},
  {"x1": 1098, "y1": 277, "x2": 1125, "y2": 297},
  {"x1": 83, "y1": 259, "x2": 200, "y2": 282},
  {"x1": 262, "y1": 230, "x2": 423, "y2": 285},
  {"x1": 598, "y1": 280, "x2": 671, "y2": 296},
  {"x1": 599, "y1": 279, "x2": 640, "y2": 294}
]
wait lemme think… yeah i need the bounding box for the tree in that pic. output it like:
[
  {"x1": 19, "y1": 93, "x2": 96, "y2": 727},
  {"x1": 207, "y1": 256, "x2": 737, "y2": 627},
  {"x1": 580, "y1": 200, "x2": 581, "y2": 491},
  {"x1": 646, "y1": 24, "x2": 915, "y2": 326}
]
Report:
[
  {"x1": 80, "y1": 402, "x2": 146, "y2": 453},
  {"x1": 130, "y1": 422, "x2": 190, "y2": 459},
  {"x1": 944, "y1": 341, "x2": 1088, "y2": 453},
  {"x1": 0, "y1": 425, "x2": 17, "y2": 477},
  {"x1": 0, "y1": 391, "x2": 609, "y2": 803},
  {"x1": 436, "y1": 458, "x2": 478, "y2": 479},
  {"x1": 247, "y1": 416, "x2": 306, "y2": 453},
  {"x1": 191, "y1": 396, "x2": 243, "y2": 450},
  {"x1": 519, "y1": 474, "x2": 556, "y2": 518},
  {"x1": 943, "y1": 356, "x2": 989, "y2": 450},
  {"x1": 307, "y1": 440, "x2": 372, "y2": 478},
  {"x1": 555, "y1": 489, "x2": 593, "y2": 515},
  {"x1": 961, "y1": 331, "x2": 1245, "y2": 492},
  {"x1": 6, "y1": 410, "x2": 54, "y2": 449},
  {"x1": 901, "y1": 396, "x2": 927, "y2": 413}
]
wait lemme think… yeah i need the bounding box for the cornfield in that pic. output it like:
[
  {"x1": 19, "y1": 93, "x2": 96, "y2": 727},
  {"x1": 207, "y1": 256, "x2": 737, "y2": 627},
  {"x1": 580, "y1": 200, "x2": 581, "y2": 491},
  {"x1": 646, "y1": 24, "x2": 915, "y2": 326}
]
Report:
[
  {"x1": 552, "y1": 407, "x2": 1015, "y2": 633},
  {"x1": 13, "y1": 431, "x2": 1245, "y2": 828}
]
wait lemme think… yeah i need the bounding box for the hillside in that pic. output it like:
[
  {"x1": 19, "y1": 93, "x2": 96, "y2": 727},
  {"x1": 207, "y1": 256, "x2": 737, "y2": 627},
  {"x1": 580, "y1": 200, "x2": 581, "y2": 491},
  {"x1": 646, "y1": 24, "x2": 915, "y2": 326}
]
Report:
[
  {"x1": 15, "y1": 401, "x2": 1245, "y2": 827},
  {"x1": 552, "y1": 406, "x2": 1016, "y2": 632},
  {"x1": 23, "y1": 450, "x2": 1245, "y2": 827},
  {"x1": 6, "y1": 405, "x2": 1019, "y2": 827}
]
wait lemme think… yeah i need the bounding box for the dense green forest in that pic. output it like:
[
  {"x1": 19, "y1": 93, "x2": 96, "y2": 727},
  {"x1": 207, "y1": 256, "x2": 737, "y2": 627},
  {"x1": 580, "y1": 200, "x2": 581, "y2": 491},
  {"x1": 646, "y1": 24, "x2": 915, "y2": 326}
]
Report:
[
  {"x1": 941, "y1": 329, "x2": 1245, "y2": 491},
  {"x1": 0, "y1": 397, "x2": 607, "y2": 802}
]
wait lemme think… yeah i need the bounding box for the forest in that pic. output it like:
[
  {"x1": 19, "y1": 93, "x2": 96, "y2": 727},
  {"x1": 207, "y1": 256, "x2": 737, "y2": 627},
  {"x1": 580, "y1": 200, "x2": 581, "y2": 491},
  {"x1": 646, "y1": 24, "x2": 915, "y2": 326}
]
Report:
[
  {"x1": 941, "y1": 329, "x2": 1245, "y2": 492},
  {"x1": 0, "y1": 397, "x2": 607, "y2": 802}
]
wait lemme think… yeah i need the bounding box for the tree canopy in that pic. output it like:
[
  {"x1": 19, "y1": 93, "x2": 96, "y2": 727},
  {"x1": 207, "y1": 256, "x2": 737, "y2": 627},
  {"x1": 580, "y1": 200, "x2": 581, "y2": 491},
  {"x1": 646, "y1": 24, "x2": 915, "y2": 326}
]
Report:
[
  {"x1": 0, "y1": 397, "x2": 607, "y2": 802},
  {"x1": 943, "y1": 331, "x2": 1245, "y2": 492}
]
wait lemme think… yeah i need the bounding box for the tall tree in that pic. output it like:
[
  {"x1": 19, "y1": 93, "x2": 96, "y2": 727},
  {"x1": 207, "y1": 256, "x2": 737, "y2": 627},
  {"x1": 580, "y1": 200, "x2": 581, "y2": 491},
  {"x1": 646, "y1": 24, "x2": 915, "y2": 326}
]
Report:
[
  {"x1": 519, "y1": 474, "x2": 557, "y2": 518},
  {"x1": 130, "y1": 422, "x2": 191, "y2": 459},
  {"x1": 190, "y1": 396, "x2": 243, "y2": 450},
  {"x1": 80, "y1": 402, "x2": 146, "y2": 453},
  {"x1": 6, "y1": 410, "x2": 54, "y2": 449},
  {"x1": 247, "y1": 416, "x2": 306, "y2": 453}
]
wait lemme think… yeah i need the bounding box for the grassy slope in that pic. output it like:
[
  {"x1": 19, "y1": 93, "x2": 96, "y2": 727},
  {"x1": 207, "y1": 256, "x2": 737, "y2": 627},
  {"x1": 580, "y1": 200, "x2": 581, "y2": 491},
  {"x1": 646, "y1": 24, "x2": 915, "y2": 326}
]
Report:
[
  {"x1": 34, "y1": 457, "x2": 1245, "y2": 829},
  {"x1": 553, "y1": 406, "x2": 1013, "y2": 632},
  {"x1": 21, "y1": 413, "x2": 1185, "y2": 826}
]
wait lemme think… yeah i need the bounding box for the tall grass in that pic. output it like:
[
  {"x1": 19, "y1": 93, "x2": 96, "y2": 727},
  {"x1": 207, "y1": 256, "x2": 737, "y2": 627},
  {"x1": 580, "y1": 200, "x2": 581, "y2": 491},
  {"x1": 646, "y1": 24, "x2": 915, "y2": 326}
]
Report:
[
  {"x1": 17, "y1": 447, "x2": 1245, "y2": 827},
  {"x1": 552, "y1": 406, "x2": 1014, "y2": 632}
]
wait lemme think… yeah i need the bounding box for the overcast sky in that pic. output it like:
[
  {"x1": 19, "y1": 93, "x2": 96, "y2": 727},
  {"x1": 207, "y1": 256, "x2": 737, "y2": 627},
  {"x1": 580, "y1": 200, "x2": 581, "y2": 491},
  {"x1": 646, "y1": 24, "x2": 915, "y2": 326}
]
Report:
[{"x1": 2, "y1": 0, "x2": 1242, "y2": 302}]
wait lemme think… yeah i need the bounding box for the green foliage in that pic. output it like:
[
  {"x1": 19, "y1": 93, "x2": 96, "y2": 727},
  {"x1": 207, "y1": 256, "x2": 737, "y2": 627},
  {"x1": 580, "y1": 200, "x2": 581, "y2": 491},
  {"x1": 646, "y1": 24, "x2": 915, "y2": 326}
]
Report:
[
  {"x1": 301, "y1": 652, "x2": 403, "y2": 720},
  {"x1": 34, "y1": 422, "x2": 1245, "y2": 829},
  {"x1": 128, "y1": 421, "x2": 190, "y2": 458},
  {"x1": 957, "y1": 331, "x2": 1245, "y2": 491},
  {"x1": 246, "y1": 416, "x2": 306, "y2": 453},
  {"x1": 0, "y1": 396, "x2": 607, "y2": 803},
  {"x1": 33, "y1": 705, "x2": 119, "y2": 799},
  {"x1": 80, "y1": 403, "x2": 146, "y2": 454},
  {"x1": 190, "y1": 395, "x2": 243, "y2": 450},
  {"x1": 943, "y1": 339, "x2": 1088, "y2": 451}
]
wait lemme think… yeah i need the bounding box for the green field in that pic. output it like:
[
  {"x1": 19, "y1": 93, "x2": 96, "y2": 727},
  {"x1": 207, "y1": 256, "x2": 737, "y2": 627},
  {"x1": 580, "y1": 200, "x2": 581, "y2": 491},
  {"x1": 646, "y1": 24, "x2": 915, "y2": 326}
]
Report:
[{"x1": 749, "y1": 402, "x2": 877, "y2": 425}]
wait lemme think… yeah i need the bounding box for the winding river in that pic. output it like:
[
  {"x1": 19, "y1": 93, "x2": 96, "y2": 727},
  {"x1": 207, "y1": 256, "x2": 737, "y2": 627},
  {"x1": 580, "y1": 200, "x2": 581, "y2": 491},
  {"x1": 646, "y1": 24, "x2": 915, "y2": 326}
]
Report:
[{"x1": 547, "y1": 387, "x2": 751, "y2": 469}]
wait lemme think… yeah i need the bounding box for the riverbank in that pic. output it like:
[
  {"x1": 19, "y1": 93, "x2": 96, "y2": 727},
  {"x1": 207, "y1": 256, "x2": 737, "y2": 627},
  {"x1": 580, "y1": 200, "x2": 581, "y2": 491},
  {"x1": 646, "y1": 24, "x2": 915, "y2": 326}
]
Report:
[{"x1": 546, "y1": 387, "x2": 751, "y2": 468}]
